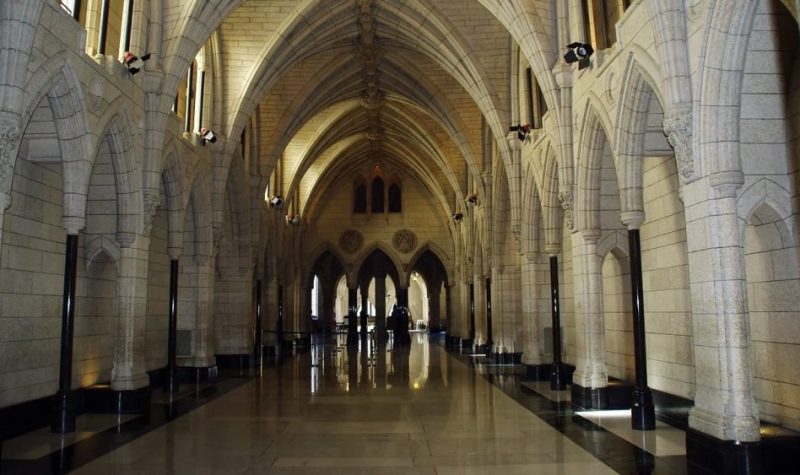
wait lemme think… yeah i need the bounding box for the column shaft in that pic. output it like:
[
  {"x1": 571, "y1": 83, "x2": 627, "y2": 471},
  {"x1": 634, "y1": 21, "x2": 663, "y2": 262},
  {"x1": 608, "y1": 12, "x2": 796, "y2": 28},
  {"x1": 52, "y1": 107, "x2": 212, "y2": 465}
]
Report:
[
  {"x1": 550, "y1": 255, "x2": 567, "y2": 390},
  {"x1": 628, "y1": 229, "x2": 655, "y2": 430},
  {"x1": 255, "y1": 279, "x2": 262, "y2": 364},
  {"x1": 53, "y1": 234, "x2": 78, "y2": 433},
  {"x1": 166, "y1": 259, "x2": 179, "y2": 394}
]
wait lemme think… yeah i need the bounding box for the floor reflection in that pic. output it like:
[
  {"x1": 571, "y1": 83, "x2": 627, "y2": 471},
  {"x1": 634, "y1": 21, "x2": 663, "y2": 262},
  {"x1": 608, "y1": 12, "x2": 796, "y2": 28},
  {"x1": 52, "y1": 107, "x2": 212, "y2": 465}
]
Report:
[{"x1": 326, "y1": 331, "x2": 439, "y2": 393}]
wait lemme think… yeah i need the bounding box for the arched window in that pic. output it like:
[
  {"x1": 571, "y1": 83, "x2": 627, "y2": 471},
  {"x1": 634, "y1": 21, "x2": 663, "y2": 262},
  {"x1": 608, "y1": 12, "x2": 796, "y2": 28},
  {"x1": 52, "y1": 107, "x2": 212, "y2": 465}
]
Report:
[
  {"x1": 174, "y1": 61, "x2": 197, "y2": 132},
  {"x1": 371, "y1": 177, "x2": 385, "y2": 213},
  {"x1": 388, "y1": 183, "x2": 401, "y2": 213},
  {"x1": 582, "y1": 0, "x2": 629, "y2": 51},
  {"x1": 90, "y1": 0, "x2": 134, "y2": 57},
  {"x1": 353, "y1": 180, "x2": 367, "y2": 213}
]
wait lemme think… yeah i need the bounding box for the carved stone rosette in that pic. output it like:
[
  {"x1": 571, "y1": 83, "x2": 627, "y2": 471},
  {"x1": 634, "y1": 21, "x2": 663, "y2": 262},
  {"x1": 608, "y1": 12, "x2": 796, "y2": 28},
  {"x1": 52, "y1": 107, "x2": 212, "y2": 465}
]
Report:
[
  {"x1": 392, "y1": 229, "x2": 417, "y2": 254},
  {"x1": 339, "y1": 229, "x2": 364, "y2": 254},
  {"x1": 663, "y1": 112, "x2": 695, "y2": 182}
]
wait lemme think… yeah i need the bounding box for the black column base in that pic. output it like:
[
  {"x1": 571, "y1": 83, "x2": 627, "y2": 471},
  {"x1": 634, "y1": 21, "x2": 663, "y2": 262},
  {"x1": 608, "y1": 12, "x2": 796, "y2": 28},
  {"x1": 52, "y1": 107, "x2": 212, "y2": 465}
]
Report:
[
  {"x1": 51, "y1": 390, "x2": 76, "y2": 433},
  {"x1": 631, "y1": 385, "x2": 655, "y2": 430},
  {"x1": 215, "y1": 354, "x2": 256, "y2": 369},
  {"x1": 550, "y1": 362, "x2": 570, "y2": 390},
  {"x1": 686, "y1": 428, "x2": 762, "y2": 474},
  {"x1": 459, "y1": 338, "x2": 473, "y2": 351},
  {"x1": 82, "y1": 385, "x2": 151, "y2": 414},
  {"x1": 571, "y1": 383, "x2": 608, "y2": 410},
  {"x1": 521, "y1": 364, "x2": 551, "y2": 381},
  {"x1": 178, "y1": 365, "x2": 218, "y2": 383}
]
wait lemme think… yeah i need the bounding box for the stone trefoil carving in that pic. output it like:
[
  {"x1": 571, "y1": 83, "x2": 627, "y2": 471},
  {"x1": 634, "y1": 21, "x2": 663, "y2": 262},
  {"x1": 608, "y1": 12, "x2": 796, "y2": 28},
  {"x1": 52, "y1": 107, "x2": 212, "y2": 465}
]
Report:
[
  {"x1": 663, "y1": 112, "x2": 695, "y2": 181},
  {"x1": 392, "y1": 229, "x2": 417, "y2": 253}
]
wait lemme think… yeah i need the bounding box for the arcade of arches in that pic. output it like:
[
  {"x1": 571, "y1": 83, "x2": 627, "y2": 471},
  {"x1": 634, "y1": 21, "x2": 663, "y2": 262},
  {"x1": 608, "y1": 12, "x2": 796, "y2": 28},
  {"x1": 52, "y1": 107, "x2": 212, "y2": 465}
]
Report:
[{"x1": 1, "y1": 0, "x2": 800, "y2": 473}]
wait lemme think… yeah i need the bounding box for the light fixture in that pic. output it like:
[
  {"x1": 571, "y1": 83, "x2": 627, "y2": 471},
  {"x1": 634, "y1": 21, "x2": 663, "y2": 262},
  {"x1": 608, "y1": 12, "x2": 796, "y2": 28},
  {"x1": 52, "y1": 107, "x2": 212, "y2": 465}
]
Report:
[
  {"x1": 123, "y1": 52, "x2": 151, "y2": 75},
  {"x1": 286, "y1": 212, "x2": 299, "y2": 225},
  {"x1": 200, "y1": 127, "x2": 217, "y2": 145},
  {"x1": 466, "y1": 193, "x2": 478, "y2": 206},
  {"x1": 510, "y1": 123, "x2": 532, "y2": 143},
  {"x1": 453, "y1": 212, "x2": 464, "y2": 222},
  {"x1": 270, "y1": 195, "x2": 283, "y2": 208},
  {"x1": 564, "y1": 42, "x2": 594, "y2": 69}
]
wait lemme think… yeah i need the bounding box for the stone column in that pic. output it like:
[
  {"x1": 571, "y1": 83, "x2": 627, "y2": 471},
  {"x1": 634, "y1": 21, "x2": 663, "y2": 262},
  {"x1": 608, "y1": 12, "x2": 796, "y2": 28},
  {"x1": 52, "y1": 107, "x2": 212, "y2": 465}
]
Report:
[
  {"x1": 255, "y1": 279, "x2": 263, "y2": 365},
  {"x1": 359, "y1": 284, "x2": 369, "y2": 337},
  {"x1": 347, "y1": 286, "x2": 358, "y2": 346},
  {"x1": 375, "y1": 274, "x2": 387, "y2": 344},
  {"x1": 521, "y1": 253, "x2": 542, "y2": 368},
  {"x1": 52, "y1": 218, "x2": 83, "y2": 433},
  {"x1": 429, "y1": 283, "x2": 443, "y2": 337},
  {"x1": 192, "y1": 256, "x2": 216, "y2": 368},
  {"x1": 688, "y1": 181, "x2": 759, "y2": 442},
  {"x1": 396, "y1": 286, "x2": 410, "y2": 345},
  {"x1": 111, "y1": 234, "x2": 150, "y2": 393},
  {"x1": 485, "y1": 277, "x2": 493, "y2": 355},
  {"x1": 473, "y1": 275, "x2": 486, "y2": 350},
  {"x1": 571, "y1": 229, "x2": 608, "y2": 408},
  {"x1": 0, "y1": 117, "x2": 21, "y2": 263}
]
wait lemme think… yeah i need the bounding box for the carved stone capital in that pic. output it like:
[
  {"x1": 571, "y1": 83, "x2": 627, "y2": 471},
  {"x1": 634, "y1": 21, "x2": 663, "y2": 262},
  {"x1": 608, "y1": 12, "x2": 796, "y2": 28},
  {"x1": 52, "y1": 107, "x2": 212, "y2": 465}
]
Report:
[
  {"x1": 0, "y1": 119, "x2": 22, "y2": 189},
  {"x1": 142, "y1": 189, "x2": 161, "y2": 235},
  {"x1": 663, "y1": 112, "x2": 695, "y2": 181},
  {"x1": 558, "y1": 187, "x2": 574, "y2": 230}
]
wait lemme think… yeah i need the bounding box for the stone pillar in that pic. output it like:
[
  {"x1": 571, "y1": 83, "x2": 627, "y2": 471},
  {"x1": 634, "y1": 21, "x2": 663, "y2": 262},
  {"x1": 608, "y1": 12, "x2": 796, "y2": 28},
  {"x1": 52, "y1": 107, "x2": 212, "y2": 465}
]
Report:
[
  {"x1": 347, "y1": 286, "x2": 358, "y2": 346},
  {"x1": 255, "y1": 279, "x2": 263, "y2": 365},
  {"x1": 359, "y1": 284, "x2": 368, "y2": 337},
  {"x1": 111, "y1": 235, "x2": 150, "y2": 393},
  {"x1": 521, "y1": 253, "x2": 542, "y2": 368},
  {"x1": 429, "y1": 283, "x2": 443, "y2": 337},
  {"x1": 375, "y1": 274, "x2": 387, "y2": 344},
  {"x1": 688, "y1": 181, "x2": 760, "y2": 442},
  {"x1": 192, "y1": 257, "x2": 216, "y2": 368},
  {"x1": 485, "y1": 277, "x2": 493, "y2": 354},
  {"x1": 473, "y1": 275, "x2": 486, "y2": 350},
  {"x1": 277, "y1": 284, "x2": 284, "y2": 350},
  {"x1": 396, "y1": 286, "x2": 410, "y2": 345},
  {"x1": 467, "y1": 282, "x2": 474, "y2": 343},
  {"x1": 0, "y1": 117, "x2": 21, "y2": 264},
  {"x1": 571, "y1": 229, "x2": 608, "y2": 408},
  {"x1": 52, "y1": 218, "x2": 83, "y2": 433}
]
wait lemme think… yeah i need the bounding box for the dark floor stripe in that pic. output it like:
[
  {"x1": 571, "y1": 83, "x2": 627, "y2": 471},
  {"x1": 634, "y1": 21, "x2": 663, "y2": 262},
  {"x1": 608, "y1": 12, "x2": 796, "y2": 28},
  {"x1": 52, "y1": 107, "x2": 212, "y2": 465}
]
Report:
[{"x1": 447, "y1": 348, "x2": 689, "y2": 475}]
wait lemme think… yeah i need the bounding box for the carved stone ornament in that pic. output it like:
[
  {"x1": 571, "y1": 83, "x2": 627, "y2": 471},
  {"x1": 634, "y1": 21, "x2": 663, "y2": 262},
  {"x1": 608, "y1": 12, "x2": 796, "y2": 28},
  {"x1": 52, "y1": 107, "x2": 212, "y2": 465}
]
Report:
[
  {"x1": 392, "y1": 229, "x2": 417, "y2": 254},
  {"x1": 142, "y1": 189, "x2": 161, "y2": 235},
  {"x1": 663, "y1": 112, "x2": 695, "y2": 181},
  {"x1": 558, "y1": 188, "x2": 574, "y2": 230},
  {"x1": 0, "y1": 119, "x2": 22, "y2": 188},
  {"x1": 339, "y1": 229, "x2": 364, "y2": 254}
]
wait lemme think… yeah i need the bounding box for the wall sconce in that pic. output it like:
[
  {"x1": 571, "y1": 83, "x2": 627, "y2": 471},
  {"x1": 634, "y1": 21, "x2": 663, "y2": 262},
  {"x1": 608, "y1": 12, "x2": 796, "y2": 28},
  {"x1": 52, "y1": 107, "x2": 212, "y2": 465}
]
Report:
[
  {"x1": 200, "y1": 127, "x2": 217, "y2": 144},
  {"x1": 123, "y1": 51, "x2": 151, "y2": 75},
  {"x1": 509, "y1": 123, "x2": 532, "y2": 143},
  {"x1": 564, "y1": 42, "x2": 594, "y2": 69}
]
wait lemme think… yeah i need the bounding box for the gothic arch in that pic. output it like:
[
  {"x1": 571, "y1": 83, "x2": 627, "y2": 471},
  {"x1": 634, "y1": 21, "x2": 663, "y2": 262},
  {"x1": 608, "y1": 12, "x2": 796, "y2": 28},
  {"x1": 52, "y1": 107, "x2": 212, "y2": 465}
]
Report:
[
  {"x1": 18, "y1": 57, "x2": 91, "y2": 222},
  {"x1": 575, "y1": 100, "x2": 617, "y2": 232}
]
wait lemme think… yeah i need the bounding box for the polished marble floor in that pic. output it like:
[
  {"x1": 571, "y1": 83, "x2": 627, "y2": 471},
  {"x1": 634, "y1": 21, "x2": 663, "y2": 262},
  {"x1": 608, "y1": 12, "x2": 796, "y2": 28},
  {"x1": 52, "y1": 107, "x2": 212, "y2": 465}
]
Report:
[{"x1": 1, "y1": 334, "x2": 688, "y2": 474}]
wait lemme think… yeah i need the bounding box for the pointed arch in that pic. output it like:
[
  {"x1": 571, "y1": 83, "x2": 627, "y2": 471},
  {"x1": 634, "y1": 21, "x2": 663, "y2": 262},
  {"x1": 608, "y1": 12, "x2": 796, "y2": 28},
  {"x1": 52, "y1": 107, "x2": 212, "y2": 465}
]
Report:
[
  {"x1": 575, "y1": 99, "x2": 616, "y2": 232},
  {"x1": 19, "y1": 57, "x2": 92, "y2": 222}
]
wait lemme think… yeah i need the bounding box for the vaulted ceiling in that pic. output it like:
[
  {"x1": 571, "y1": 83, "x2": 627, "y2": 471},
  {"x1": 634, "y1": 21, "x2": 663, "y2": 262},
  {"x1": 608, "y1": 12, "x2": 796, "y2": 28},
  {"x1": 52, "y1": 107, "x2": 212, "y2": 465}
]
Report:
[{"x1": 210, "y1": 0, "x2": 519, "y2": 219}]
